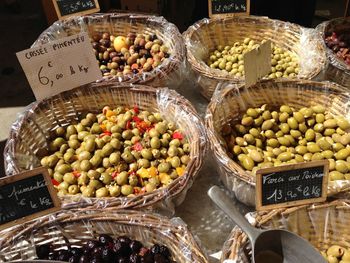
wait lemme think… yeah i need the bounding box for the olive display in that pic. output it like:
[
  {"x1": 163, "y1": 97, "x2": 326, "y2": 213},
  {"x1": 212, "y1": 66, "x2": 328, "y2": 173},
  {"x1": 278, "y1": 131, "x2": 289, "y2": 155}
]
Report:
[
  {"x1": 222, "y1": 104, "x2": 350, "y2": 181},
  {"x1": 325, "y1": 31, "x2": 350, "y2": 66},
  {"x1": 36, "y1": 234, "x2": 176, "y2": 263},
  {"x1": 206, "y1": 38, "x2": 299, "y2": 78},
  {"x1": 92, "y1": 32, "x2": 170, "y2": 77},
  {"x1": 321, "y1": 245, "x2": 350, "y2": 263},
  {"x1": 40, "y1": 106, "x2": 190, "y2": 198}
]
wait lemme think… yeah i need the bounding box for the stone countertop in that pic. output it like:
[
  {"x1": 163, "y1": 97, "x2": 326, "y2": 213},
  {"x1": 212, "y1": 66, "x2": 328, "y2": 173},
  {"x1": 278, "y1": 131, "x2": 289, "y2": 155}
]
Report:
[{"x1": 173, "y1": 81, "x2": 253, "y2": 262}]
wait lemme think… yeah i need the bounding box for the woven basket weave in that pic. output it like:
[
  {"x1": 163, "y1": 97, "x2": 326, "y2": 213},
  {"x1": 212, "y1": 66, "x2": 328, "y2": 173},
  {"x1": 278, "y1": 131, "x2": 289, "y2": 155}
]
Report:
[
  {"x1": 183, "y1": 16, "x2": 326, "y2": 100},
  {"x1": 316, "y1": 17, "x2": 350, "y2": 87},
  {"x1": 221, "y1": 199, "x2": 350, "y2": 262},
  {"x1": 206, "y1": 79, "x2": 350, "y2": 206},
  {"x1": 0, "y1": 209, "x2": 208, "y2": 262},
  {"x1": 33, "y1": 13, "x2": 186, "y2": 87},
  {"x1": 4, "y1": 82, "x2": 206, "y2": 212}
]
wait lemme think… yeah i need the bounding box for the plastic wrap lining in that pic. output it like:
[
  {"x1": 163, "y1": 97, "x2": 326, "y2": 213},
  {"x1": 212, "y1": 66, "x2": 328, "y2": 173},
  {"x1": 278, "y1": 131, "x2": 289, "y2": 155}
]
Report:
[
  {"x1": 33, "y1": 13, "x2": 187, "y2": 88},
  {"x1": 0, "y1": 209, "x2": 208, "y2": 262},
  {"x1": 183, "y1": 16, "x2": 327, "y2": 100},
  {"x1": 205, "y1": 79, "x2": 350, "y2": 207},
  {"x1": 221, "y1": 199, "x2": 350, "y2": 263},
  {"x1": 4, "y1": 83, "x2": 207, "y2": 215}
]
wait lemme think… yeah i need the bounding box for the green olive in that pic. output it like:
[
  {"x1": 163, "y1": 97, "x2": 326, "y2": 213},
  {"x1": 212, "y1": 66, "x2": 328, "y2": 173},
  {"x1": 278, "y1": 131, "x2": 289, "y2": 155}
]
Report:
[
  {"x1": 330, "y1": 171, "x2": 345, "y2": 181},
  {"x1": 335, "y1": 148, "x2": 350, "y2": 160},
  {"x1": 87, "y1": 170, "x2": 100, "y2": 179},
  {"x1": 63, "y1": 173, "x2": 77, "y2": 184},
  {"x1": 336, "y1": 117, "x2": 350, "y2": 130},
  {"x1": 68, "y1": 185, "x2": 79, "y2": 195},
  {"x1": 262, "y1": 120, "x2": 274, "y2": 131},
  {"x1": 82, "y1": 186, "x2": 95, "y2": 197},
  {"x1": 116, "y1": 171, "x2": 129, "y2": 185},
  {"x1": 150, "y1": 137, "x2": 161, "y2": 149},
  {"x1": 80, "y1": 160, "x2": 92, "y2": 172},
  {"x1": 109, "y1": 185, "x2": 121, "y2": 197},
  {"x1": 241, "y1": 155, "x2": 254, "y2": 170},
  {"x1": 277, "y1": 152, "x2": 293, "y2": 162},
  {"x1": 158, "y1": 162, "x2": 171, "y2": 173},
  {"x1": 249, "y1": 150, "x2": 264, "y2": 163},
  {"x1": 56, "y1": 164, "x2": 72, "y2": 174},
  {"x1": 181, "y1": 155, "x2": 190, "y2": 165},
  {"x1": 311, "y1": 105, "x2": 325, "y2": 114},
  {"x1": 335, "y1": 160, "x2": 349, "y2": 173},
  {"x1": 121, "y1": 185, "x2": 133, "y2": 196},
  {"x1": 305, "y1": 129, "x2": 315, "y2": 141},
  {"x1": 322, "y1": 150, "x2": 334, "y2": 159},
  {"x1": 242, "y1": 116, "x2": 254, "y2": 126}
]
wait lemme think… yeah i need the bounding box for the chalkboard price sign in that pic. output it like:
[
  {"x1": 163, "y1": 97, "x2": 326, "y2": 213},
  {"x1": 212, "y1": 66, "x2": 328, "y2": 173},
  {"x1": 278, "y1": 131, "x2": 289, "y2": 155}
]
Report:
[
  {"x1": 52, "y1": 0, "x2": 100, "y2": 20},
  {"x1": 0, "y1": 167, "x2": 61, "y2": 230},
  {"x1": 208, "y1": 0, "x2": 250, "y2": 17},
  {"x1": 256, "y1": 160, "x2": 329, "y2": 211}
]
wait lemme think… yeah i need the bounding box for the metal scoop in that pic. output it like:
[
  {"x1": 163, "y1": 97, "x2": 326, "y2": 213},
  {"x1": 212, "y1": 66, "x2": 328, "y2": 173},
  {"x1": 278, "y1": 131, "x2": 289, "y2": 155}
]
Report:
[{"x1": 208, "y1": 186, "x2": 326, "y2": 263}]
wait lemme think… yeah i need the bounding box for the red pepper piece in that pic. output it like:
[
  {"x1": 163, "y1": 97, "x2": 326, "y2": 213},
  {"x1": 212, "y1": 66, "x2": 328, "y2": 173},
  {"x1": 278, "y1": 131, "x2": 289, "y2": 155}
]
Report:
[
  {"x1": 72, "y1": 171, "x2": 81, "y2": 178},
  {"x1": 132, "y1": 116, "x2": 142, "y2": 123},
  {"x1": 172, "y1": 131, "x2": 184, "y2": 140},
  {"x1": 133, "y1": 105, "x2": 139, "y2": 114},
  {"x1": 99, "y1": 131, "x2": 112, "y2": 138},
  {"x1": 132, "y1": 142, "x2": 143, "y2": 151},
  {"x1": 126, "y1": 120, "x2": 131, "y2": 130},
  {"x1": 111, "y1": 171, "x2": 118, "y2": 179},
  {"x1": 51, "y1": 179, "x2": 59, "y2": 186}
]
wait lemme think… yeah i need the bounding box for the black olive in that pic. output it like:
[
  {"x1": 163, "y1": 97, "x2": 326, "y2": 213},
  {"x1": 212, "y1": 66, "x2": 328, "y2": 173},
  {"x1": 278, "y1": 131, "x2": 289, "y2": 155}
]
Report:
[
  {"x1": 151, "y1": 244, "x2": 161, "y2": 255},
  {"x1": 98, "y1": 234, "x2": 114, "y2": 245},
  {"x1": 36, "y1": 244, "x2": 52, "y2": 259}
]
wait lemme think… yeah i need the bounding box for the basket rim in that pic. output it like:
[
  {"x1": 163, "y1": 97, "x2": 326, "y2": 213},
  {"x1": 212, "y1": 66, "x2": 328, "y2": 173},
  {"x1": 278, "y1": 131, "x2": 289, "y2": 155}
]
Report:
[
  {"x1": 316, "y1": 16, "x2": 350, "y2": 74},
  {"x1": 221, "y1": 199, "x2": 350, "y2": 262},
  {"x1": 205, "y1": 78, "x2": 350, "y2": 188},
  {"x1": 32, "y1": 12, "x2": 186, "y2": 85},
  {"x1": 0, "y1": 209, "x2": 208, "y2": 262},
  {"x1": 4, "y1": 82, "x2": 205, "y2": 210},
  {"x1": 183, "y1": 15, "x2": 326, "y2": 83}
]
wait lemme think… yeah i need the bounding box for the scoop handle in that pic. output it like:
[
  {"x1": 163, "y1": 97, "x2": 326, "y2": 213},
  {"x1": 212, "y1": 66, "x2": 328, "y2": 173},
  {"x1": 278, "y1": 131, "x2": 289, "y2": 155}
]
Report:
[{"x1": 208, "y1": 186, "x2": 261, "y2": 242}]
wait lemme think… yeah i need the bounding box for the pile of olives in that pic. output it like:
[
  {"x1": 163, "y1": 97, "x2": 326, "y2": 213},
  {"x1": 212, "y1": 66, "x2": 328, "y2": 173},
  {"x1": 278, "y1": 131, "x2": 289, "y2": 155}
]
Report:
[
  {"x1": 36, "y1": 233, "x2": 176, "y2": 263},
  {"x1": 222, "y1": 104, "x2": 350, "y2": 181},
  {"x1": 206, "y1": 38, "x2": 299, "y2": 79},
  {"x1": 41, "y1": 106, "x2": 190, "y2": 198},
  {"x1": 92, "y1": 32, "x2": 170, "y2": 77},
  {"x1": 321, "y1": 245, "x2": 350, "y2": 263}
]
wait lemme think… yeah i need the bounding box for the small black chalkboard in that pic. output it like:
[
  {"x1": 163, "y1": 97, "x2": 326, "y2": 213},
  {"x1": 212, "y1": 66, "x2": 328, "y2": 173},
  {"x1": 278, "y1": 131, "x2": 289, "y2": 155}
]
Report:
[
  {"x1": 52, "y1": 0, "x2": 100, "y2": 19},
  {"x1": 208, "y1": 0, "x2": 250, "y2": 17},
  {"x1": 256, "y1": 160, "x2": 329, "y2": 210},
  {"x1": 0, "y1": 167, "x2": 61, "y2": 230}
]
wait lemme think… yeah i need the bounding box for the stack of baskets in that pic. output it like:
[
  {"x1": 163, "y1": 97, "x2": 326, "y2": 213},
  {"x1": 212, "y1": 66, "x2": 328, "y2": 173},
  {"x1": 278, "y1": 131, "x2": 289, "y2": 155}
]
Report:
[
  {"x1": 221, "y1": 199, "x2": 350, "y2": 262},
  {"x1": 183, "y1": 15, "x2": 326, "y2": 100},
  {"x1": 34, "y1": 13, "x2": 187, "y2": 87},
  {"x1": 206, "y1": 79, "x2": 350, "y2": 206},
  {"x1": 317, "y1": 17, "x2": 350, "y2": 87}
]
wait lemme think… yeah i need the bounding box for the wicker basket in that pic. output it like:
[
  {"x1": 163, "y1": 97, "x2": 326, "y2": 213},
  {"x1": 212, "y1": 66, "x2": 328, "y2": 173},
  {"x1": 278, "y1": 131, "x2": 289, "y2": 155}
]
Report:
[
  {"x1": 316, "y1": 17, "x2": 350, "y2": 87},
  {"x1": 221, "y1": 199, "x2": 350, "y2": 262},
  {"x1": 183, "y1": 16, "x2": 326, "y2": 100},
  {"x1": 0, "y1": 209, "x2": 208, "y2": 262},
  {"x1": 4, "y1": 82, "x2": 206, "y2": 212},
  {"x1": 206, "y1": 79, "x2": 350, "y2": 207},
  {"x1": 33, "y1": 13, "x2": 186, "y2": 87}
]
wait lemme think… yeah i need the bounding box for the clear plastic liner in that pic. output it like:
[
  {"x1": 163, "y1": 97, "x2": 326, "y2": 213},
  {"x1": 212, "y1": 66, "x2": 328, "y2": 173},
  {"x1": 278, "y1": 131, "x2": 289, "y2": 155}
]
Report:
[
  {"x1": 4, "y1": 83, "x2": 207, "y2": 215},
  {"x1": 316, "y1": 17, "x2": 350, "y2": 87},
  {"x1": 183, "y1": 16, "x2": 327, "y2": 100},
  {"x1": 32, "y1": 13, "x2": 187, "y2": 88},
  {"x1": 0, "y1": 209, "x2": 208, "y2": 262},
  {"x1": 221, "y1": 199, "x2": 350, "y2": 262},
  {"x1": 206, "y1": 79, "x2": 350, "y2": 207}
]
